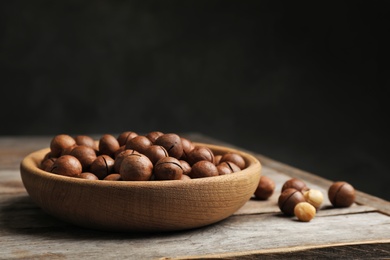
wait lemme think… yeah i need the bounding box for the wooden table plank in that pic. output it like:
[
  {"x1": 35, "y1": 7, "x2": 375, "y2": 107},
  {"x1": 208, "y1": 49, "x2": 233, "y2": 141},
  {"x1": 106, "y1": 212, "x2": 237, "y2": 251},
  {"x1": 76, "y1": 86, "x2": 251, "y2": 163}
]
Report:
[
  {"x1": 0, "y1": 134, "x2": 389, "y2": 259},
  {"x1": 169, "y1": 243, "x2": 390, "y2": 259},
  {"x1": 1, "y1": 197, "x2": 389, "y2": 259}
]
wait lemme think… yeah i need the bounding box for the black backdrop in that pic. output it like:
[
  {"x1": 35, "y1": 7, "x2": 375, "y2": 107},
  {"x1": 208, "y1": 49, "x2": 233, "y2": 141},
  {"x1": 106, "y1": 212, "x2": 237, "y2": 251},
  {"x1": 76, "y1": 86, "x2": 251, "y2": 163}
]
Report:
[{"x1": 1, "y1": 1, "x2": 389, "y2": 200}]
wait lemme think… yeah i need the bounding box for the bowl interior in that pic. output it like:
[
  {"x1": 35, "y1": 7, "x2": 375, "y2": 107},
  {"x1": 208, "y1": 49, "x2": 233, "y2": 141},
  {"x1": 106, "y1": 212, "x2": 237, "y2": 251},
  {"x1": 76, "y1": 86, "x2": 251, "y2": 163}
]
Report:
[{"x1": 20, "y1": 142, "x2": 261, "y2": 232}]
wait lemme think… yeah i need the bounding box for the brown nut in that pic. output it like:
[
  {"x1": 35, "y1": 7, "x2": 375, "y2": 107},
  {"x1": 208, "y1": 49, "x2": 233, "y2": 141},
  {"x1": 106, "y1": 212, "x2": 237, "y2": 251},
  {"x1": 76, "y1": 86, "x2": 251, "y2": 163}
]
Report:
[
  {"x1": 103, "y1": 173, "x2": 122, "y2": 181},
  {"x1": 42, "y1": 151, "x2": 55, "y2": 160},
  {"x1": 154, "y1": 157, "x2": 183, "y2": 180},
  {"x1": 254, "y1": 175, "x2": 275, "y2": 200},
  {"x1": 120, "y1": 153, "x2": 153, "y2": 181},
  {"x1": 328, "y1": 181, "x2": 356, "y2": 207},
  {"x1": 179, "y1": 160, "x2": 191, "y2": 175},
  {"x1": 180, "y1": 174, "x2": 191, "y2": 180},
  {"x1": 125, "y1": 135, "x2": 152, "y2": 154},
  {"x1": 117, "y1": 131, "x2": 138, "y2": 146},
  {"x1": 70, "y1": 145, "x2": 97, "y2": 172},
  {"x1": 189, "y1": 160, "x2": 219, "y2": 179},
  {"x1": 40, "y1": 157, "x2": 57, "y2": 172},
  {"x1": 294, "y1": 202, "x2": 316, "y2": 222},
  {"x1": 216, "y1": 161, "x2": 241, "y2": 175},
  {"x1": 78, "y1": 172, "x2": 99, "y2": 180},
  {"x1": 50, "y1": 155, "x2": 82, "y2": 177},
  {"x1": 50, "y1": 134, "x2": 76, "y2": 157},
  {"x1": 90, "y1": 155, "x2": 115, "y2": 179},
  {"x1": 99, "y1": 134, "x2": 120, "y2": 157},
  {"x1": 281, "y1": 178, "x2": 308, "y2": 192},
  {"x1": 154, "y1": 133, "x2": 183, "y2": 159},
  {"x1": 145, "y1": 131, "x2": 164, "y2": 144},
  {"x1": 278, "y1": 188, "x2": 306, "y2": 216},
  {"x1": 144, "y1": 145, "x2": 168, "y2": 165},
  {"x1": 187, "y1": 146, "x2": 215, "y2": 165},
  {"x1": 114, "y1": 149, "x2": 140, "y2": 173},
  {"x1": 74, "y1": 135, "x2": 97, "y2": 150},
  {"x1": 180, "y1": 137, "x2": 194, "y2": 160},
  {"x1": 113, "y1": 145, "x2": 126, "y2": 158},
  {"x1": 214, "y1": 155, "x2": 222, "y2": 165},
  {"x1": 219, "y1": 153, "x2": 246, "y2": 169},
  {"x1": 60, "y1": 144, "x2": 77, "y2": 156}
]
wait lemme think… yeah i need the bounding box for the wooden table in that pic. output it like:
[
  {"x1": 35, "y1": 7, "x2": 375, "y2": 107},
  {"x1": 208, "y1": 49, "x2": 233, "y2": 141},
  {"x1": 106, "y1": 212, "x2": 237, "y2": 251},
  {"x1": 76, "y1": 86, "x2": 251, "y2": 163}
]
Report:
[{"x1": 1, "y1": 134, "x2": 389, "y2": 259}]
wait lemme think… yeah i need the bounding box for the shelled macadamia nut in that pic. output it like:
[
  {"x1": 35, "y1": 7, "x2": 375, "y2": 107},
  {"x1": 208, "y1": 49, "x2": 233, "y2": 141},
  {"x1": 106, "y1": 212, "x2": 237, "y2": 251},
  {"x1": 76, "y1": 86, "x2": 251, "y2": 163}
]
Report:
[
  {"x1": 303, "y1": 189, "x2": 323, "y2": 209},
  {"x1": 294, "y1": 202, "x2": 316, "y2": 222}
]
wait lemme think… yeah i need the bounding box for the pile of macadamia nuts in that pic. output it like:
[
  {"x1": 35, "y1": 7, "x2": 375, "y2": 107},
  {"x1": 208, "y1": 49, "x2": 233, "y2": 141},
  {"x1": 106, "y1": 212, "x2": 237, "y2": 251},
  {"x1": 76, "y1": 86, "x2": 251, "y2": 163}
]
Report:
[
  {"x1": 40, "y1": 131, "x2": 247, "y2": 182},
  {"x1": 253, "y1": 176, "x2": 356, "y2": 222}
]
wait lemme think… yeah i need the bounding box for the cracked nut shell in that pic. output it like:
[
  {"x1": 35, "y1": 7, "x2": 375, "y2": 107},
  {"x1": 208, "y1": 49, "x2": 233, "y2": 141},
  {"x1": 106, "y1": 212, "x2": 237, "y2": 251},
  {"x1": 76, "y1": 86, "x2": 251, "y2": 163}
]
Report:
[
  {"x1": 278, "y1": 188, "x2": 306, "y2": 216},
  {"x1": 328, "y1": 181, "x2": 355, "y2": 207}
]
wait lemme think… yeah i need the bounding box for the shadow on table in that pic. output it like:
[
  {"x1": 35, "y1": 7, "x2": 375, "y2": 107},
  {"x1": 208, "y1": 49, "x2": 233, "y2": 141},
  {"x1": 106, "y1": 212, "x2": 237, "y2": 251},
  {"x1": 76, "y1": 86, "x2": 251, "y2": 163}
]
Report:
[{"x1": 0, "y1": 195, "x2": 212, "y2": 240}]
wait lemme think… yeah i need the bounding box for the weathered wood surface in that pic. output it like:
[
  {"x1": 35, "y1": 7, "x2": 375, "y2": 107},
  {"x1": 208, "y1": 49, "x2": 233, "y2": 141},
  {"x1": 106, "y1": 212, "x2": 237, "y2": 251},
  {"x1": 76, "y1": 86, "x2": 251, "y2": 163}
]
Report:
[{"x1": 0, "y1": 135, "x2": 390, "y2": 259}]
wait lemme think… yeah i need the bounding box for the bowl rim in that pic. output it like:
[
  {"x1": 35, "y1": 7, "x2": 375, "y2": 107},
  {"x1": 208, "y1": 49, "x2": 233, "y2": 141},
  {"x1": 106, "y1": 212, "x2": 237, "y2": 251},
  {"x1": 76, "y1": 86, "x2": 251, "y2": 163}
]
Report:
[{"x1": 20, "y1": 142, "x2": 261, "y2": 188}]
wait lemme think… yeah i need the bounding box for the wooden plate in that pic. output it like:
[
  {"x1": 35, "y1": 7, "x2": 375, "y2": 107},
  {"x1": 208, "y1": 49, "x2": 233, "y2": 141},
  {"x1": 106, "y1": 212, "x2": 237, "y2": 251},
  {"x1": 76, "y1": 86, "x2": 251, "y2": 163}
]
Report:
[{"x1": 20, "y1": 143, "x2": 261, "y2": 232}]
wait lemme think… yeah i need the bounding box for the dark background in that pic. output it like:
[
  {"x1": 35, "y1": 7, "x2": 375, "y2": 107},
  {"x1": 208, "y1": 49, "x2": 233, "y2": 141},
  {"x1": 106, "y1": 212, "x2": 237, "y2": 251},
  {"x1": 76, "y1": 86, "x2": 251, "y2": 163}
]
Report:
[{"x1": 1, "y1": 1, "x2": 389, "y2": 200}]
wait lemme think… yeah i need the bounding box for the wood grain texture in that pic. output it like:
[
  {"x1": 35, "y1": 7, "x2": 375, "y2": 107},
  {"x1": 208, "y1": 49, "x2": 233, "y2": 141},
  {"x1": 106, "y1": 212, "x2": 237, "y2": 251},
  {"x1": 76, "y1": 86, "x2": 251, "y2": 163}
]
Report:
[
  {"x1": 165, "y1": 243, "x2": 390, "y2": 259},
  {"x1": 1, "y1": 196, "x2": 389, "y2": 259},
  {"x1": 0, "y1": 134, "x2": 390, "y2": 259}
]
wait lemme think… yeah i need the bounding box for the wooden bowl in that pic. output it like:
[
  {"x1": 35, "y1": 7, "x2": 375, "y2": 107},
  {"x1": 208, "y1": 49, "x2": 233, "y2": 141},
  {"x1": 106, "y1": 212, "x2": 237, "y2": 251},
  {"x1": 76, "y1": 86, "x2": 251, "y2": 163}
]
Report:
[{"x1": 20, "y1": 143, "x2": 261, "y2": 232}]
